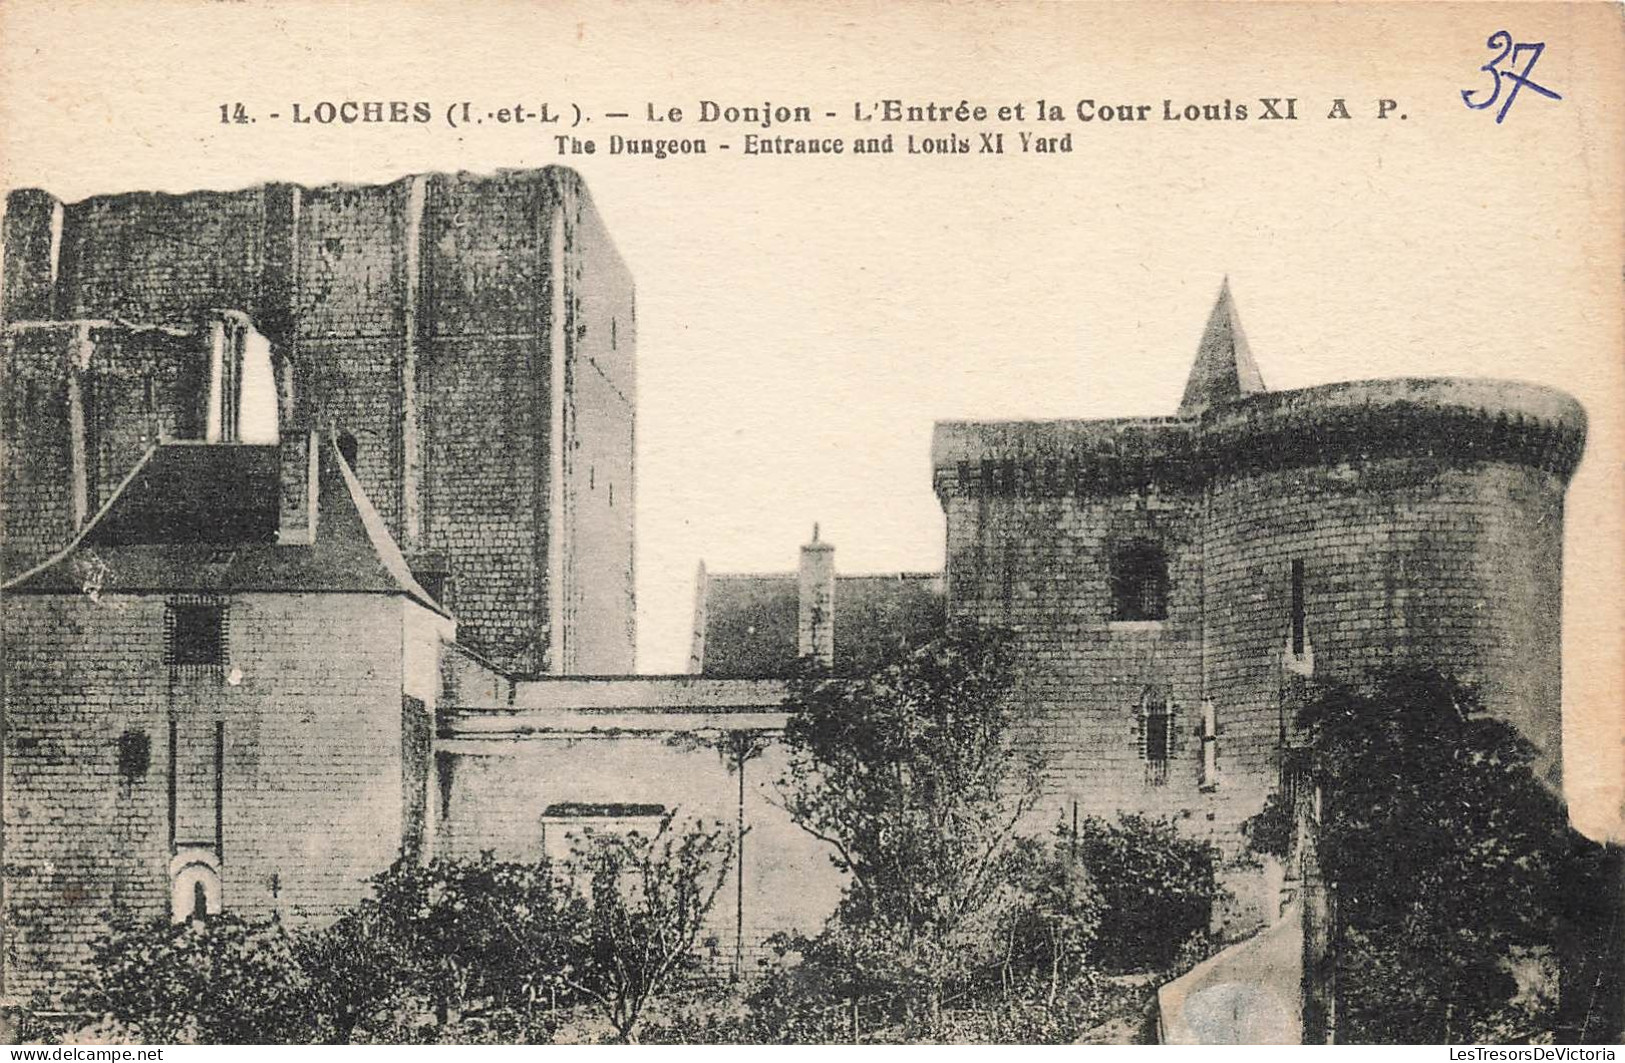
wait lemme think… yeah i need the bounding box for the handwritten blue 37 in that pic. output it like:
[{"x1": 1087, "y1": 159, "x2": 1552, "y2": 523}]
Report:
[{"x1": 1462, "y1": 31, "x2": 1562, "y2": 124}]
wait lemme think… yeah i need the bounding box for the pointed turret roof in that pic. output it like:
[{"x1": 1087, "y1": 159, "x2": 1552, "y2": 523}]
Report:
[{"x1": 1178, "y1": 279, "x2": 1266, "y2": 415}]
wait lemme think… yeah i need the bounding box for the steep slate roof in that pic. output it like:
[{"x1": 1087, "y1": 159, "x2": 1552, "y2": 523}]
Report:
[
  {"x1": 692, "y1": 570, "x2": 946, "y2": 678},
  {"x1": 4, "y1": 438, "x2": 446, "y2": 615},
  {"x1": 1178, "y1": 279, "x2": 1267, "y2": 415}
]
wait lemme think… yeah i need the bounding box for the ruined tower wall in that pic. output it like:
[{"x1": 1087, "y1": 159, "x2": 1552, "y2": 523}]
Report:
[
  {"x1": 1, "y1": 169, "x2": 638, "y2": 673},
  {"x1": 552, "y1": 181, "x2": 637, "y2": 674},
  {"x1": 1, "y1": 323, "x2": 206, "y2": 573},
  {"x1": 2, "y1": 327, "x2": 79, "y2": 570},
  {"x1": 54, "y1": 189, "x2": 270, "y2": 324},
  {"x1": 1, "y1": 190, "x2": 60, "y2": 323},
  {"x1": 417, "y1": 172, "x2": 549, "y2": 670},
  {"x1": 293, "y1": 179, "x2": 410, "y2": 536}
]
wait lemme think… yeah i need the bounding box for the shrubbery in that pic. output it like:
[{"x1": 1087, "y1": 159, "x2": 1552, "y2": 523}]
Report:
[
  {"x1": 1248, "y1": 668, "x2": 1624, "y2": 1044},
  {"x1": 31, "y1": 621, "x2": 1233, "y2": 1045},
  {"x1": 768, "y1": 621, "x2": 1219, "y2": 1040},
  {"x1": 47, "y1": 814, "x2": 733, "y2": 1045},
  {"x1": 1071, "y1": 814, "x2": 1219, "y2": 973},
  {"x1": 65, "y1": 914, "x2": 311, "y2": 1044}
]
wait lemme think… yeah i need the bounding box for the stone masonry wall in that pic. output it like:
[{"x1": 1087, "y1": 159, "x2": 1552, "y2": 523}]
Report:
[
  {"x1": 943, "y1": 484, "x2": 1213, "y2": 836},
  {"x1": 554, "y1": 177, "x2": 637, "y2": 674},
  {"x1": 936, "y1": 424, "x2": 1574, "y2": 862},
  {"x1": 2, "y1": 169, "x2": 638, "y2": 674},
  {"x1": 84, "y1": 328, "x2": 210, "y2": 513},
  {"x1": 435, "y1": 736, "x2": 842, "y2": 966},
  {"x1": 1, "y1": 190, "x2": 58, "y2": 322},
  {"x1": 2, "y1": 328, "x2": 77, "y2": 573},
  {"x1": 1202, "y1": 457, "x2": 1568, "y2": 796},
  {"x1": 295, "y1": 180, "x2": 409, "y2": 536},
  {"x1": 2, "y1": 323, "x2": 208, "y2": 573},
  {"x1": 55, "y1": 190, "x2": 267, "y2": 325},
  {"x1": 418, "y1": 172, "x2": 547, "y2": 669},
  {"x1": 2, "y1": 591, "x2": 414, "y2": 996}
]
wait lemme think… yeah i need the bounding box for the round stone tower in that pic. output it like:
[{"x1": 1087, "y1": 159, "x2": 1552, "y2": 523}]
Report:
[
  {"x1": 1177, "y1": 280, "x2": 1586, "y2": 795},
  {"x1": 1197, "y1": 375, "x2": 1585, "y2": 794},
  {"x1": 931, "y1": 280, "x2": 1587, "y2": 856}
]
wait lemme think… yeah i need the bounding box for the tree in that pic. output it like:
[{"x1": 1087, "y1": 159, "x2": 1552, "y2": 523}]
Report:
[
  {"x1": 777, "y1": 620, "x2": 1043, "y2": 1018},
  {"x1": 560, "y1": 814, "x2": 735, "y2": 1043},
  {"x1": 294, "y1": 904, "x2": 413, "y2": 1042},
  {"x1": 356, "y1": 854, "x2": 584, "y2": 1031},
  {"x1": 1251, "y1": 667, "x2": 1618, "y2": 1043}
]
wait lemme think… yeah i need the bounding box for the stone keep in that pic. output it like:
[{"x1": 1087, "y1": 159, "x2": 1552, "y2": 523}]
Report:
[
  {"x1": 931, "y1": 282, "x2": 1586, "y2": 852},
  {"x1": 2, "y1": 168, "x2": 637, "y2": 674}
]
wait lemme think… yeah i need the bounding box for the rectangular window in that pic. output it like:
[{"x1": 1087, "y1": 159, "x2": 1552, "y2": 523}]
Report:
[
  {"x1": 166, "y1": 602, "x2": 226, "y2": 667},
  {"x1": 117, "y1": 729, "x2": 151, "y2": 780},
  {"x1": 1291, "y1": 558, "x2": 1306, "y2": 656},
  {"x1": 1139, "y1": 687, "x2": 1174, "y2": 786},
  {"x1": 1111, "y1": 541, "x2": 1170, "y2": 621},
  {"x1": 1146, "y1": 710, "x2": 1172, "y2": 763}
]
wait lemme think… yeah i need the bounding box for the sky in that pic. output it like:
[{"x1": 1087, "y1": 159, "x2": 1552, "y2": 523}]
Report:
[{"x1": 2, "y1": 0, "x2": 1620, "y2": 837}]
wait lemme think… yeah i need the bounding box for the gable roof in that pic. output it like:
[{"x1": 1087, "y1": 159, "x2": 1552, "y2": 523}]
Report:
[
  {"x1": 4, "y1": 438, "x2": 446, "y2": 615},
  {"x1": 691, "y1": 569, "x2": 945, "y2": 678}
]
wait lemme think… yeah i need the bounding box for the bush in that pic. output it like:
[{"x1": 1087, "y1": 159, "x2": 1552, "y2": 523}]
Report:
[
  {"x1": 1272, "y1": 668, "x2": 1619, "y2": 1043},
  {"x1": 66, "y1": 913, "x2": 313, "y2": 1043},
  {"x1": 1070, "y1": 814, "x2": 1219, "y2": 973},
  {"x1": 352, "y1": 854, "x2": 584, "y2": 1030},
  {"x1": 293, "y1": 904, "x2": 415, "y2": 1042},
  {"x1": 46, "y1": 838, "x2": 722, "y2": 1045},
  {"x1": 1004, "y1": 834, "x2": 1106, "y2": 999}
]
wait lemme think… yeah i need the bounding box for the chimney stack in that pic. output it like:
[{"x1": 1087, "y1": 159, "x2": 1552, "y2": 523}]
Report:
[
  {"x1": 798, "y1": 523, "x2": 836, "y2": 667},
  {"x1": 277, "y1": 429, "x2": 319, "y2": 545}
]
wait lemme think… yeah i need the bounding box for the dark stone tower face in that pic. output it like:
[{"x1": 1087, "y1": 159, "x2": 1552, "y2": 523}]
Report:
[
  {"x1": 932, "y1": 283, "x2": 1586, "y2": 849},
  {"x1": 1194, "y1": 377, "x2": 1582, "y2": 793},
  {"x1": 1, "y1": 169, "x2": 637, "y2": 674}
]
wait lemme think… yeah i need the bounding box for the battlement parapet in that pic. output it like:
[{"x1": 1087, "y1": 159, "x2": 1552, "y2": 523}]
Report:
[{"x1": 932, "y1": 377, "x2": 1586, "y2": 500}]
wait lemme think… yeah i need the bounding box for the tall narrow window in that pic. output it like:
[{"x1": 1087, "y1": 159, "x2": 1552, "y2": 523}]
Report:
[
  {"x1": 1140, "y1": 686, "x2": 1174, "y2": 787},
  {"x1": 1001, "y1": 538, "x2": 1016, "y2": 619},
  {"x1": 1111, "y1": 541, "x2": 1169, "y2": 621},
  {"x1": 1290, "y1": 558, "x2": 1306, "y2": 657}
]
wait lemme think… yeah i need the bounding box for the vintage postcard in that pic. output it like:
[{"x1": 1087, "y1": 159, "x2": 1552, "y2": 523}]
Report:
[{"x1": 0, "y1": 0, "x2": 1621, "y2": 1048}]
